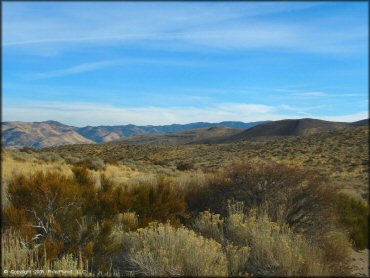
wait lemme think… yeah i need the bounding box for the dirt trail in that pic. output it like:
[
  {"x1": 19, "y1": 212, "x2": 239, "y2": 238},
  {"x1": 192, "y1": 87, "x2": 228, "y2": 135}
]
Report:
[{"x1": 351, "y1": 249, "x2": 369, "y2": 277}]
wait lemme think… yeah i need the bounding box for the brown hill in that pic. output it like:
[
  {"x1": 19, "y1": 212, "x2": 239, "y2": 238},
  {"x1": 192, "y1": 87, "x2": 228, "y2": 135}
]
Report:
[
  {"x1": 220, "y1": 118, "x2": 354, "y2": 143},
  {"x1": 351, "y1": 119, "x2": 368, "y2": 127},
  {"x1": 77, "y1": 121, "x2": 265, "y2": 143},
  {"x1": 2, "y1": 121, "x2": 94, "y2": 148},
  {"x1": 2, "y1": 120, "x2": 265, "y2": 147},
  {"x1": 2, "y1": 119, "x2": 367, "y2": 147},
  {"x1": 117, "y1": 126, "x2": 242, "y2": 145}
]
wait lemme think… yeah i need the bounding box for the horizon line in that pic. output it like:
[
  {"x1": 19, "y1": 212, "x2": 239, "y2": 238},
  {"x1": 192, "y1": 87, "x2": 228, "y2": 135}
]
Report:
[{"x1": 2, "y1": 117, "x2": 368, "y2": 128}]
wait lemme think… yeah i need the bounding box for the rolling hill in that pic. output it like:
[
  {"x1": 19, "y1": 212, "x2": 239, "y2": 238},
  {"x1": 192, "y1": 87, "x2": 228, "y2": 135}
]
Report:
[
  {"x1": 1, "y1": 120, "x2": 265, "y2": 148},
  {"x1": 2, "y1": 118, "x2": 367, "y2": 148},
  {"x1": 351, "y1": 119, "x2": 369, "y2": 127},
  {"x1": 1, "y1": 121, "x2": 94, "y2": 148},
  {"x1": 117, "y1": 126, "x2": 242, "y2": 145},
  {"x1": 76, "y1": 121, "x2": 266, "y2": 143},
  {"x1": 218, "y1": 118, "x2": 364, "y2": 143},
  {"x1": 107, "y1": 118, "x2": 369, "y2": 145}
]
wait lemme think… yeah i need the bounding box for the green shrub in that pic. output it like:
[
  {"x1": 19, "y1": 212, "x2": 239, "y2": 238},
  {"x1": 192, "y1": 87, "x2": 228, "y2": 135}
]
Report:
[
  {"x1": 60, "y1": 153, "x2": 81, "y2": 164},
  {"x1": 188, "y1": 163, "x2": 353, "y2": 275},
  {"x1": 37, "y1": 152, "x2": 63, "y2": 163},
  {"x1": 176, "y1": 161, "x2": 194, "y2": 171},
  {"x1": 114, "y1": 176, "x2": 189, "y2": 226},
  {"x1": 194, "y1": 202, "x2": 330, "y2": 276},
  {"x1": 225, "y1": 204, "x2": 328, "y2": 276},
  {"x1": 78, "y1": 157, "x2": 106, "y2": 171},
  {"x1": 122, "y1": 222, "x2": 228, "y2": 276},
  {"x1": 335, "y1": 194, "x2": 369, "y2": 249},
  {"x1": 187, "y1": 162, "x2": 338, "y2": 242},
  {"x1": 9, "y1": 150, "x2": 33, "y2": 162},
  {"x1": 193, "y1": 210, "x2": 224, "y2": 243},
  {"x1": 71, "y1": 165, "x2": 96, "y2": 188},
  {"x1": 319, "y1": 230, "x2": 352, "y2": 275},
  {"x1": 115, "y1": 212, "x2": 139, "y2": 232},
  {"x1": 4, "y1": 171, "x2": 84, "y2": 246},
  {"x1": 3, "y1": 169, "x2": 120, "y2": 273},
  {"x1": 19, "y1": 147, "x2": 37, "y2": 154}
]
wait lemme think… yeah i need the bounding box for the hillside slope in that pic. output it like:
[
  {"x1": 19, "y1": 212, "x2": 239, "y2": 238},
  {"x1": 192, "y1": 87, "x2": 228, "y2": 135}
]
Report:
[
  {"x1": 117, "y1": 126, "x2": 242, "y2": 145},
  {"x1": 220, "y1": 118, "x2": 355, "y2": 143},
  {"x1": 77, "y1": 121, "x2": 266, "y2": 143},
  {"x1": 2, "y1": 119, "x2": 367, "y2": 147},
  {"x1": 2, "y1": 120, "x2": 265, "y2": 147},
  {"x1": 2, "y1": 121, "x2": 94, "y2": 148},
  {"x1": 42, "y1": 126, "x2": 369, "y2": 200},
  {"x1": 351, "y1": 119, "x2": 368, "y2": 127}
]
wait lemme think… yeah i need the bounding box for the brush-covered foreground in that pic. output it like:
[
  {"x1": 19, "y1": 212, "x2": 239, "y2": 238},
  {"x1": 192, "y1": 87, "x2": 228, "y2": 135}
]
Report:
[
  {"x1": 1, "y1": 127, "x2": 368, "y2": 276},
  {"x1": 40, "y1": 126, "x2": 368, "y2": 199}
]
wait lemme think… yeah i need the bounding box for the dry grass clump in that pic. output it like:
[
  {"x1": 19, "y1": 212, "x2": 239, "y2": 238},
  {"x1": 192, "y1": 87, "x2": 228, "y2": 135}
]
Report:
[
  {"x1": 122, "y1": 222, "x2": 228, "y2": 276},
  {"x1": 1, "y1": 229, "x2": 90, "y2": 276},
  {"x1": 2, "y1": 229, "x2": 39, "y2": 271},
  {"x1": 76, "y1": 157, "x2": 106, "y2": 171},
  {"x1": 170, "y1": 169, "x2": 208, "y2": 189},
  {"x1": 115, "y1": 212, "x2": 139, "y2": 232},
  {"x1": 37, "y1": 152, "x2": 64, "y2": 163},
  {"x1": 319, "y1": 231, "x2": 352, "y2": 274},
  {"x1": 1, "y1": 150, "x2": 73, "y2": 208}
]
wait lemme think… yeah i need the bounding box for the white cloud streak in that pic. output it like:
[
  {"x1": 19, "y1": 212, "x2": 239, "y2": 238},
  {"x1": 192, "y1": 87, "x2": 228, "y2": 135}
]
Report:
[
  {"x1": 284, "y1": 90, "x2": 365, "y2": 98},
  {"x1": 28, "y1": 58, "x2": 205, "y2": 80},
  {"x1": 3, "y1": 2, "x2": 366, "y2": 55},
  {"x1": 319, "y1": 111, "x2": 368, "y2": 122},
  {"x1": 290, "y1": 92, "x2": 328, "y2": 97},
  {"x1": 3, "y1": 101, "x2": 367, "y2": 127},
  {"x1": 30, "y1": 61, "x2": 118, "y2": 80}
]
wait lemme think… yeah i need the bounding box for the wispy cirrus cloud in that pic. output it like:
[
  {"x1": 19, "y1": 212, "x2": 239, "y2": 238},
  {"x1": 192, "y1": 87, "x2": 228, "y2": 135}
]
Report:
[
  {"x1": 28, "y1": 58, "x2": 207, "y2": 80},
  {"x1": 3, "y1": 100, "x2": 367, "y2": 127},
  {"x1": 3, "y1": 2, "x2": 367, "y2": 126},
  {"x1": 319, "y1": 111, "x2": 368, "y2": 122},
  {"x1": 3, "y1": 2, "x2": 366, "y2": 55},
  {"x1": 283, "y1": 90, "x2": 365, "y2": 98},
  {"x1": 29, "y1": 60, "x2": 118, "y2": 80},
  {"x1": 290, "y1": 92, "x2": 328, "y2": 97},
  {"x1": 2, "y1": 100, "x2": 275, "y2": 126},
  {"x1": 3, "y1": 100, "x2": 277, "y2": 125},
  {"x1": 279, "y1": 104, "x2": 329, "y2": 117}
]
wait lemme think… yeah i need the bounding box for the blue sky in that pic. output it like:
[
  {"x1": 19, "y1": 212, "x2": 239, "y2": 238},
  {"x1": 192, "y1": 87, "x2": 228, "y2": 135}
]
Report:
[{"x1": 3, "y1": 2, "x2": 368, "y2": 126}]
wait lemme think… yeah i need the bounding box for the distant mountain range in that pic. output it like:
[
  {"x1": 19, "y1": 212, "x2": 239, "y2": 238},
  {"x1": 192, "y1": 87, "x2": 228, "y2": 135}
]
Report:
[
  {"x1": 117, "y1": 118, "x2": 368, "y2": 145},
  {"x1": 77, "y1": 121, "x2": 267, "y2": 143},
  {"x1": 2, "y1": 118, "x2": 367, "y2": 148},
  {"x1": 1, "y1": 120, "x2": 266, "y2": 148}
]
